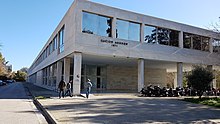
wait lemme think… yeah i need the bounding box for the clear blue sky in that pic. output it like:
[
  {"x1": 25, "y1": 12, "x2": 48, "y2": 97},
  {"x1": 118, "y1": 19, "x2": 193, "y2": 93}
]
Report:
[{"x1": 0, "y1": 0, "x2": 219, "y2": 71}]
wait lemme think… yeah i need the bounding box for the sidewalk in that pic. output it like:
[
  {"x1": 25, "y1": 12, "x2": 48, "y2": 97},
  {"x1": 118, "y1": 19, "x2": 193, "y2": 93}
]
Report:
[{"x1": 23, "y1": 82, "x2": 220, "y2": 124}]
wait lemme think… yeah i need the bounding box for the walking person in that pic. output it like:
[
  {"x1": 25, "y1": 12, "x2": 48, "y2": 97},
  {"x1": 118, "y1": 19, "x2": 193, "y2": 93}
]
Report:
[
  {"x1": 65, "y1": 80, "x2": 73, "y2": 97},
  {"x1": 86, "y1": 79, "x2": 92, "y2": 99},
  {"x1": 58, "y1": 79, "x2": 66, "y2": 98}
]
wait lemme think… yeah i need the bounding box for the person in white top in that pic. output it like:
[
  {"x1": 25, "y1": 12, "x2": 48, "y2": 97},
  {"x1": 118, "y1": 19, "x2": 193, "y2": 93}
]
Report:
[{"x1": 86, "y1": 79, "x2": 92, "y2": 99}]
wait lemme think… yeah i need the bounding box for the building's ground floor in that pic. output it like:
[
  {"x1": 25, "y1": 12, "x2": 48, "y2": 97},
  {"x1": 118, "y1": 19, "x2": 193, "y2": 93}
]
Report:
[{"x1": 28, "y1": 52, "x2": 220, "y2": 94}]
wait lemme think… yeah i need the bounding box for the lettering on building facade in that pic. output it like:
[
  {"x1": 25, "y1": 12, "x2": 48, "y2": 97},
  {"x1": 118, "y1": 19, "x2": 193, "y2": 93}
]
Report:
[{"x1": 100, "y1": 39, "x2": 128, "y2": 47}]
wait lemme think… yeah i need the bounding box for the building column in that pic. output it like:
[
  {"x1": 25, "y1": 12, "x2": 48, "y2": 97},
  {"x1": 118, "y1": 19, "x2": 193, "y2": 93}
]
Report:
[
  {"x1": 175, "y1": 62, "x2": 183, "y2": 88},
  {"x1": 56, "y1": 61, "x2": 63, "y2": 88},
  {"x1": 72, "y1": 52, "x2": 82, "y2": 95},
  {"x1": 138, "y1": 58, "x2": 145, "y2": 92},
  {"x1": 179, "y1": 31, "x2": 183, "y2": 48},
  {"x1": 207, "y1": 65, "x2": 216, "y2": 88},
  {"x1": 140, "y1": 23, "x2": 145, "y2": 43},
  {"x1": 64, "y1": 58, "x2": 70, "y2": 83},
  {"x1": 112, "y1": 17, "x2": 116, "y2": 38},
  {"x1": 209, "y1": 38, "x2": 213, "y2": 53},
  {"x1": 174, "y1": 72, "x2": 177, "y2": 88}
]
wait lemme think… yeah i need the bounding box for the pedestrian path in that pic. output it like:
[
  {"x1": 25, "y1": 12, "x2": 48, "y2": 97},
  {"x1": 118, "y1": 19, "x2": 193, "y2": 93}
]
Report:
[
  {"x1": 0, "y1": 82, "x2": 47, "y2": 124},
  {"x1": 24, "y1": 82, "x2": 220, "y2": 124}
]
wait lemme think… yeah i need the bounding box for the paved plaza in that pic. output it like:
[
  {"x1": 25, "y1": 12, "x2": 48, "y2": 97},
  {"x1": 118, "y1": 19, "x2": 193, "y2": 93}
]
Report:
[{"x1": 24, "y1": 83, "x2": 220, "y2": 124}]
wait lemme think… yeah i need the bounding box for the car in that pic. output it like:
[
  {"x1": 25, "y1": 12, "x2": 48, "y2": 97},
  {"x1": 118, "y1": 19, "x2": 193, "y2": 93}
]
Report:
[
  {"x1": 0, "y1": 80, "x2": 3, "y2": 86},
  {"x1": 6, "y1": 80, "x2": 13, "y2": 83},
  {"x1": 0, "y1": 80, "x2": 6, "y2": 86}
]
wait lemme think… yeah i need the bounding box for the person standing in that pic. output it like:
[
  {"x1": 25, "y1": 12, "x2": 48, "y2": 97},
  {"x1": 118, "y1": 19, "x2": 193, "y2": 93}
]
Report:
[
  {"x1": 58, "y1": 79, "x2": 66, "y2": 98},
  {"x1": 65, "y1": 80, "x2": 72, "y2": 97},
  {"x1": 86, "y1": 79, "x2": 92, "y2": 99}
]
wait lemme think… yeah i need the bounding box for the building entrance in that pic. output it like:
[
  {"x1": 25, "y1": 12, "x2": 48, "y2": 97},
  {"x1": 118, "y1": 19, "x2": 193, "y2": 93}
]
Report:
[{"x1": 81, "y1": 65, "x2": 107, "y2": 92}]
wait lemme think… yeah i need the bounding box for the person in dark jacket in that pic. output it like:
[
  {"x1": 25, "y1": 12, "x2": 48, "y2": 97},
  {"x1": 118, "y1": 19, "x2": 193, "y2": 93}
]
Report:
[{"x1": 58, "y1": 79, "x2": 66, "y2": 98}]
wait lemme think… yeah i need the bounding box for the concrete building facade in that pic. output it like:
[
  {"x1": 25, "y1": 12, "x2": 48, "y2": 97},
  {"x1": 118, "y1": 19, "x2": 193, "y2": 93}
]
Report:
[{"x1": 28, "y1": 0, "x2": 220, "y2": 94}]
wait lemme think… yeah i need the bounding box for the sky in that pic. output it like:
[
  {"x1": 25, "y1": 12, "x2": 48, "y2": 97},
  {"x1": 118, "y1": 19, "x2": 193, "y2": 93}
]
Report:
[{"x1": 0, "y1": 0, "x2": 220, "y2": 71}]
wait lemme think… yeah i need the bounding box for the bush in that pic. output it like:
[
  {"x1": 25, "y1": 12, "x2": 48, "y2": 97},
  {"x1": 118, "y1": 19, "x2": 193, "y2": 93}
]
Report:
[{"x1": 187, "y1": 66, "x2": 214, "y2": 98}]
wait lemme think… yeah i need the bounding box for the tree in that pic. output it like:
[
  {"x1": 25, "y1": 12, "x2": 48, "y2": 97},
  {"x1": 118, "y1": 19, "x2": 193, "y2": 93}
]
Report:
[
  {"x1": 13, "y1": 67, "x2": 28, "y2": 82},
  {"x1": 187, "y1": 66, "x2": 214, "y2": 98},
  {"x1": 14, "y1": 70, "x2": 27, "y2": 82},
  {"x1": 210, "y1": 17, "x2": 220, "y2": 33},
  {"x1": 0, "y1": 52, "x2": 11, "y2": 80},
  {"x1": 20, "y1": 67, "x2": 28, "y2": 73}
]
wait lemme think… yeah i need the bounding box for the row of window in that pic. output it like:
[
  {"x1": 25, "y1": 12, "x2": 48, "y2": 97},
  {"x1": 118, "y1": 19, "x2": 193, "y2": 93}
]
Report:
[
  {"x1": 42, "y1": 63, "x2": 57, "y2": 87},
  {"x1": 30, "y1": 26, "x2": 65, "y2": 71},
  {"x1": 82, "y1": 11, "x2": 220, "y2": 52},
  {"x1": 82, "y1": 11, "x2": 179, "y2": 47}
]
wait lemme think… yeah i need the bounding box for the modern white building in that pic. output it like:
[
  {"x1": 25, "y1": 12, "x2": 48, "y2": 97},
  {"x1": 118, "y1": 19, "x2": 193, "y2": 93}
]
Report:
[{"x1": 28, "y1": 0, "x2": 220, "y2": 94}]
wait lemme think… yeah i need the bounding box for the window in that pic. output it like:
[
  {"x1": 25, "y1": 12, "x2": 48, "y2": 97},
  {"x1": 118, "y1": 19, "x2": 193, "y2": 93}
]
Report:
[
  {"x1": 42, "y1": 68, "x2": 47, "y2": 85},
  {"x1": 157, "y1": 28, "x2": 170, "y2": 45},
  {"x1": 82, "y1": 12, "x2": 112, "y2": 37},
  {"x1": 58, "y1": 26, "x2": 64, "y2": 53},
  {"x1": 53, "y1": 35, "x2": 57, "y2": 51},
  {"x1": 193, "y1": 35, "x2": 201, "y2": 50},
  {"x1": 145, "y1": 26, "x2": 179, "y2": 47},
  {"x1": 49, "y1": 42, "x2": 53, "y2": 54},
  {"x1": 201, "y1": 37, "x2": 209, "y2": 51},
  {"x1": 116, "y1": 19, "x2": 140, "y2": 41},
  {"x1": 183, "y1": 33, "x2": 192, "y2": 48},
  {"x1": 46, "y1": 46, "x2": 49, "y2": 57},
  {"x1": 144, "y1": 25, "x2": 157, "y2": 43},
  {"x1": 213, "y1": 39, "x2": 220, "y2": 53},
  {"x1": 169, "y1": 30, "x2": 179, "y2": 47}
]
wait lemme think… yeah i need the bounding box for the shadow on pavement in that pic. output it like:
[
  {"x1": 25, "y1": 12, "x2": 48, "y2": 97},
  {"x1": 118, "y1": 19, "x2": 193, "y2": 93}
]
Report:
[{"x1": 42, "y1": 97, "x2": 220, "y2": 124}]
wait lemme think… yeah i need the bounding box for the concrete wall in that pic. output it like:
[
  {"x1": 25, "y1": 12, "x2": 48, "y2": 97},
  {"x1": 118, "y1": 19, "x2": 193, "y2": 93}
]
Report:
[
  {"x1": 106, "y1": 65, "x2": 138, "y2": 90},
  {"x1": 106, "y1": 65, "x2": 167, "y2": 90},
  {"x1": 144, "y1": 68, "x2": 167, "y2": 87}
]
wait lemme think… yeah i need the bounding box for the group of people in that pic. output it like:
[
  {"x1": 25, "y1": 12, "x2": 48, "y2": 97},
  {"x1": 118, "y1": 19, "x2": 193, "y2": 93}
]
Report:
[
  {"x1": 58, "y1": 79, "x2": 72, "y2": 98},
  {"x1": 58, "y1": 79, "x2": 92, "y2": 99}
]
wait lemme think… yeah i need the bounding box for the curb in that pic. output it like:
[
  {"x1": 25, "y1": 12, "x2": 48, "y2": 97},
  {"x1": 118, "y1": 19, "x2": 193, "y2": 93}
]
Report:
[
  {"x1": 33, "y1": 99, "x2": 58, "y2": 124},
  {"x1": 24, "y1": 84, "x2": 58, "y2": 124}
]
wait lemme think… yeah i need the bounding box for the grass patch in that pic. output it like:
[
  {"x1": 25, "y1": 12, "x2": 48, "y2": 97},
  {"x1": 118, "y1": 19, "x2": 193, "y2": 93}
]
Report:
[
  {"x1": 35, "y1": 96, "x2": 47, "y2": 99},
  {"x1": 183, "y1": 97, "x2": 220, "y2": 108}
]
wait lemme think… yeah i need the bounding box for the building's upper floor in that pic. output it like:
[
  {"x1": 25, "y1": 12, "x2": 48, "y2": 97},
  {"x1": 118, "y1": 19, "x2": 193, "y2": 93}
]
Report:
[{"x1": 29, "y1": 0, "x2": 220, "y2": 74}]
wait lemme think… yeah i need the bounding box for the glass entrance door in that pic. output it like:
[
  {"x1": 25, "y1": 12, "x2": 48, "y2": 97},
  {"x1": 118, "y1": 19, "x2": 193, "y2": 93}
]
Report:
[{"x1": 80, "y1": 65, "x2": 106, "y2": 92}]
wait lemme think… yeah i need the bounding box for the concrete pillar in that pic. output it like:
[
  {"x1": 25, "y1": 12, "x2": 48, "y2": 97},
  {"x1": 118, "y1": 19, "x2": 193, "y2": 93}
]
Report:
[
  {"x1": 138, "y1": 58, "x2": 145, "y2": 92},
  {"x1": 140, "y1": 23, "x2": 145, "y2": 43},
  {"x1": 73, "y1": 52, "x2": 82, "y2": 95},
  {"x1": 177, "y1": 62, "x2": 183, "y2": 88},
  {"x1": 190, "y1": 36, "x2": 194, "y2": 49},
  {"x1": 179, "y1": 31, "x2": 183, "y2": 48},
  {"x1": 64, "y1": 58, "x2": 71, "y2": 84},
  {"x1": 174, "y1": 72, "x2": 177, "y2": 88},
  {"x1": 112, "y1": 17, "x2": 116, "y2": 38},
  {"x1": 56, "y1": 61, "x2": 63, "y2": 88},
  {"x1": 207, "y1": 65, "x2": 216, "y2": 88},
  {"x1": 209, "y1": 38, "x2": 213, "y2": 53}
]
